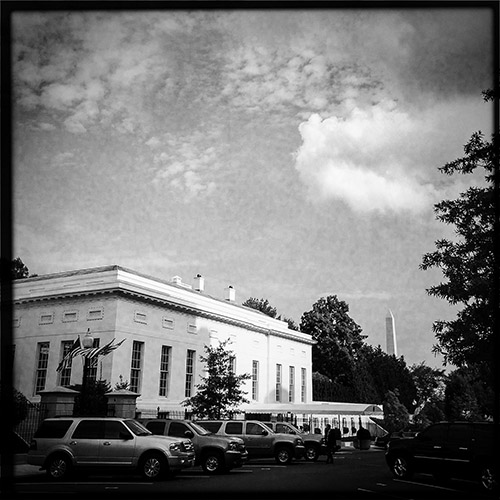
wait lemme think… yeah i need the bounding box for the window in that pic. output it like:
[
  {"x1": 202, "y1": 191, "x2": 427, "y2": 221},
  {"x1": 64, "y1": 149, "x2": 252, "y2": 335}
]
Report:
[
  {"x1": 301, "y1": 368, "x2": 307, "y2": 403},
  {"x1": 187, "y1": 323, "x2": 197, "y2": 334},
  {"x1": 39, "y1": 312, "x2": 54, "y2": 325},
  {"x1": 185, "y1": 349, "x2": 195, "y2": 397},
  {"x1": 130, "y1": 341, "x2": 144, "y2": 393},
  {"x1": 59, "y1": 341, "x2": 74, "y2": 387},
  {"x1": 72, "y1": 420, "x2": 102, "y2": 439},
  {"x1": 252, "y1": 360, "x2": 259, "y2": 401},
  {"x1": 86, "y1": 338, "x2": 100, "y2": 383},
  {"x1": 87, "y1": 307, "x2": 103, "y2": 321},
  {"x1": 159, "y1": 346, "x2": 171, "y2": 397},
  {"x1": 289, "y1": 366, "x2": 295, "y2": 403},
  {"x1": 134, "y1": 312, "x2": 147, "y2": 324},
  {"x1": 275, "y1": 364, "x2": 282, "y2": 402},
  {"x1": 225, "y1": 422, "x2": 243, "y2": 434},
  {"x1": 246, "y1": 422, "x2": 264, "y2": 435},
  {"x1": 229, "y1": 355, "x2": 236, "y2": 373},
  {"x1": 162, "y1": 317, "x2": 174, "y2": 329},
  {"x1": 62, "y1": 310, "x2": 78, "y2": 323},
  {"x1": 103, "y1": 421, "x2": 132, "y2": 440},
  {"x1": 198, "y1": 421, "x2": 222, "y2": 433},
  {"x1": 145, "y1": 421, "x2": 166, "y2": 435},
  {"x1": 168, "y1": 422, "x2": 190, "y2": 438},
  {"x1": 34, "y1": 419, "x2": 73, "y2": 438},
  {"x1": 34, "y1": 342, "x2": 50, "y2": 394}
]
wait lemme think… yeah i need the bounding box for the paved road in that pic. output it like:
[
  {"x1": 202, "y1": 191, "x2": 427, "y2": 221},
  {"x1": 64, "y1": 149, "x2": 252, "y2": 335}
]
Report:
[{"x1": 5, "y1": 447, "x2": 493, "y2": 500}]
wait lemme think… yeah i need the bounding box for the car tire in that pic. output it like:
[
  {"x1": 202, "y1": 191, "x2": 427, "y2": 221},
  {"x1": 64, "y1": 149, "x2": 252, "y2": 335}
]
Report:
[
  {"x1": 479, "y1": 463, "x2": 498, "y2": 493},
  {"x1": 140, "y1": 452, "x2": 168, "y2": 481},
  {"x1": 305, "y1": 445, "x2": 319, "y2": 461},
  {"x1": 201, "y1": 451, "x2": 226, "y2": 475},
  {"x1": 390, "y1": 454, "x2": 413, "y2": 480},
  {"x1": 275, "y1": 446, "x2": 293, "y2": 465},
  {"x1": 46, "y1": 454, "x2": 71, "y2": 481}
]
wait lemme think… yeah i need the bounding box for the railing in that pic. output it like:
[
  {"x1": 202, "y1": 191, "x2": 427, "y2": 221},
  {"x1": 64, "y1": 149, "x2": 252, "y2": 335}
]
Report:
[{"x1": 14, "y1": 401, "x2": 48, "y2": 447}]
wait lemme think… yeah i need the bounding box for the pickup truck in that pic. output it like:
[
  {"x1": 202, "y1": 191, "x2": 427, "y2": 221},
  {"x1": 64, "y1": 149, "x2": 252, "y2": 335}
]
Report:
[
  {"x1": 139, "y1": 419, "x2": 248, "y2": 474},
  {"x1": 262, "y1": 421, "x2": 327, "y2": 461},
  {"x1": 195, "y1": 419, "x2": 305, "y2": 465}
]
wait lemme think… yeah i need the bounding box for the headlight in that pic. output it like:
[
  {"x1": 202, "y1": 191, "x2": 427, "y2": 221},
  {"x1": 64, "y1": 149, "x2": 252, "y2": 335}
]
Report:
[
  {"x1": 169, "y1": 442, "x2": 182, "y2": 453},
  {"x1": 296, "y1": 438, "x2": 304, "y2": 446},
  {"x1": 229, "y1": 442, "x2": 239, "y2": 451}
]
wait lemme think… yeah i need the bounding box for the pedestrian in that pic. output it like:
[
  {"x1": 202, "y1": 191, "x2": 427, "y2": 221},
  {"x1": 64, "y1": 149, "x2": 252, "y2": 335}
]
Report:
[{"x1": 325, "y1": 424, "x2": 335, "y2": 464}]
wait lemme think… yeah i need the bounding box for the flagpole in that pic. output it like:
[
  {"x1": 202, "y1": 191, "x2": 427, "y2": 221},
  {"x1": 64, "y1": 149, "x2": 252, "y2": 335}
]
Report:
[{"x1": 81, "y1": 329, "x2": 94, "y2": 411}]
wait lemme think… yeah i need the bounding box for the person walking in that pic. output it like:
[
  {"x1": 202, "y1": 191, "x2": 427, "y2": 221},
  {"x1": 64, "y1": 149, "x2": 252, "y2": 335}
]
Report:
[{"x1": 325, "y1": 424, "x2": 335, "y2": 464}]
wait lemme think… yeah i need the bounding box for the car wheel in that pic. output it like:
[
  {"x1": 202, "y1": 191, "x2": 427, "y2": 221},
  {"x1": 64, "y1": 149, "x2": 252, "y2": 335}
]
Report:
[
  {"x1": 140, "y1": 452, "x2": 168, "y2": 481},
  {"x1": 479, "y1": 463, "x2": 498, "y2": 493},
  {"x1": 390, "y1": 455, "x2": 413, "y2": 480},
  {"x1": 305, "y1": 445, "x2": 319, "y2": 461},
  {"x1": 275, "y1": 446, "x2": 293, "y2": 465},
  {"x1": 202, "y1": 451, "x2": 225, "y2": 475},
  {"x1": 46, "y1": 454, "x2": 71, "y2": 481}
]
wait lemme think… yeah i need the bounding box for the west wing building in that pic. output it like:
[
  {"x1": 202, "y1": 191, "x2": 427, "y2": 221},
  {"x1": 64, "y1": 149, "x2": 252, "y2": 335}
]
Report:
[{"x1": 12, "y1": 265, "x2": 316, "y2": 416}]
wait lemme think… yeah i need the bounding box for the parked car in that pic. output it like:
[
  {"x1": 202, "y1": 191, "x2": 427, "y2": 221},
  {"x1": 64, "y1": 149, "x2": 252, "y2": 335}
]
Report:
[
  {"x1": 385, "y1": 421, "x2": 497, "y2": 493},
  {"x1": 196, "y1": 419, "x2": 305, "y2": 465},
  {"x1": 138, "y1": 418, "x2": 248, "y2": 474},
  {"x1": 262, "y1": 421, "x2": 327, "y2": 461},
  {"x1": 28, "y1": 417, "x2": 195, "y2": 481},
  {"x1": 374, "y1": 429, "x2": 418, "y2": 449}
]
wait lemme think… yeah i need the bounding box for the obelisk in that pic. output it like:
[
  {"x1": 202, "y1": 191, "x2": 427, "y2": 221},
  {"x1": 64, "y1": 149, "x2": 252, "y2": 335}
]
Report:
[{"x1": 385, "y1": 309, "x2": 398, "y2": 356}]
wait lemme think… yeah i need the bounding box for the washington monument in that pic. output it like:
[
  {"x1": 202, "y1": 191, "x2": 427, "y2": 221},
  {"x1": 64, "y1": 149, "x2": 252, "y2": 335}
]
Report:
[{"x1": 385, "y1": 309, "x2": 398, "y2": 356}]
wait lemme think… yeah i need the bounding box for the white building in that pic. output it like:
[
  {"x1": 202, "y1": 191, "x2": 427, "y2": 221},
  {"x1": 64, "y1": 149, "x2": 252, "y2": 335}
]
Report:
[{"x1": 11, "y1": 265, "x2": 383, "y2": 432}]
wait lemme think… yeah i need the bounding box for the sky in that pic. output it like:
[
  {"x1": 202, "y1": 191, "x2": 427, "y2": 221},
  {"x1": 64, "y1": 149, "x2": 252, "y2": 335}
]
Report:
[{"x1": 10, "y1": 6, "x2": 495, "y2": 370}]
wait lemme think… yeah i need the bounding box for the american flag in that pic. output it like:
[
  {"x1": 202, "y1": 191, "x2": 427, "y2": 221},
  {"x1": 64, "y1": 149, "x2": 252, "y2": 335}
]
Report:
[{"x1": 56, "y1": 336, "x2": 125, "y2": 371}]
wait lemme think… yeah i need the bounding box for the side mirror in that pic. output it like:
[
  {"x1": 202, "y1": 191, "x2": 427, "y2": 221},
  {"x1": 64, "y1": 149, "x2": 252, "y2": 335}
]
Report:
[
  {"x1": 185, "y1": 430, "x2": 194, "y2": 439},
  {"x1": 119, "y1": 432, "x2": 133, "y2": 440},
  {"x1": 261, "y1": 430, "x2": 268, "y2": 436}
]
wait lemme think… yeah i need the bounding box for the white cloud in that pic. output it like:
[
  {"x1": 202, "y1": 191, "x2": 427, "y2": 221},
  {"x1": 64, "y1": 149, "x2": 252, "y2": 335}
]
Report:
[{"x1": 294, "y1": 106, "x2": 440, "y2": 215}]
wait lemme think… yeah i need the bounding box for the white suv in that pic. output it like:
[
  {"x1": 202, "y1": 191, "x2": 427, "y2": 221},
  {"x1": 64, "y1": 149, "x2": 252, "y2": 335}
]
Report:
[{"x1": 28, "y1": 417, "x2": 195, "y2": 480}]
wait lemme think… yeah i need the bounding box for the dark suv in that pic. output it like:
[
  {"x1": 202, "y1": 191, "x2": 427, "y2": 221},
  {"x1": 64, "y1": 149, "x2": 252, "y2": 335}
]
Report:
[
  {"x1": 139, "y1": 419, "x2": 248, "y2": 474},
  {"x1": 28, "y1": 417, "x2": 195, "y2": 480},
  {"x1": 385, "y1": 421, "x2": 497, "y2": 493},
  {"x1": 196, "y1": 419, "x2": 305, "y2": 465}
]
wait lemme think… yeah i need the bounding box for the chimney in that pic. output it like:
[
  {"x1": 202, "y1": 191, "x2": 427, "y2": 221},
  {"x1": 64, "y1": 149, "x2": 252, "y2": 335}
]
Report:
[
  {"x1": 171, "y1": 276, "x2": 183, "y2": 285},
  {"x1": 193, "y1": 274, "x2": 205, "y2": 292},
  {"x1": 224, "y1": 285, "x2": 235, "y2": 302}
]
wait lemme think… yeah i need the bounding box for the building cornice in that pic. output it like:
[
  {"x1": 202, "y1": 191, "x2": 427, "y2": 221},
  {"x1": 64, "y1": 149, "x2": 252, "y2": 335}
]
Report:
[{"x1": 13, "y1": 266, "x2": 315, "y2": 345}]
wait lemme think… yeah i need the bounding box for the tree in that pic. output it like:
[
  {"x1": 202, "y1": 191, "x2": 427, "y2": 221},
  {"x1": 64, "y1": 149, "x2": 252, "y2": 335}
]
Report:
[
  {"x1": 71, "y1": 379, "x2": 111, "y2": 416},
  {"x1": 300, "y1": 295, "x2": 365, "y2": 385},
  {"x1": 182, "y1": 340, "x2": 251, "y2": 419},
  {"x1": 10, "y1": 257, "x2": 30, "y2": 279},
  {"x1": 114, "y1": 375, "x2": 130, "y2": 391},
  {"x1": 382, "y1": 390, "x2": 410, "y2": 433},
  {"x1": 242, "y1": 297, "x2": 278, "y2": 318},
  {"x1": 420, "y1": 89, "x2": 497, "y2": 379}
]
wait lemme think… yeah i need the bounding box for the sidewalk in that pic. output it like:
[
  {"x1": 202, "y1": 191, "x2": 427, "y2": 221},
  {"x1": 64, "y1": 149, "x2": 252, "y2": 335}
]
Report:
[{"x1": 2, "y1": 454, "x2": 45, "y2": 479}]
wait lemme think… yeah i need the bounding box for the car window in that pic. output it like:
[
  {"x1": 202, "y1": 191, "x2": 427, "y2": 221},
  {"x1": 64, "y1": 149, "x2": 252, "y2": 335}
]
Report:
[
  {"x1": 72, "y1": 420, "x2": 103, "y2": 439},
  {"x1": 168, "y1": 422, "x2": 190, "y2": 438},
  {"x1": 447, "y1": 423, "x2": 472, "y2": 446},
  {"x1": 226, "y1": 422, "x2": 243, "y2": 434},
  {"x1": 276, "y1": 423, "x2": 295, "y2": 434},
  {"x1": 145, "y1": 421, "x2": 166, "y2": 435},
  {"x1": 246, "y1": 422, "x2": 265, "y2": 435},
  {"x1": 103, "y1": 421, "x2": 132, "y2": 440},
  {"x1": 263, "y1": 423, "x2": 273, "y2": 431},
  {"x1": 190, "y1": 422, "x2": 211, "y2": 435},
  {"x1": 417, "y1": 424, "x2": 447, "y2": 443},
  {"x1": 34, "y1": 420, "x2": 73, "y2": 438},
  {"x1": 123, "y1": 419, "x2": 151, "y2": 436},
  {"x1": 197, "y1": 421, "x2": 222, "y2": 433}
]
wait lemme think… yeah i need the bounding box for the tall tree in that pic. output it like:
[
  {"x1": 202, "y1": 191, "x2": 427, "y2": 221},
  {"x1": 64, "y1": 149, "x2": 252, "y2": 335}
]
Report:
[
  {"x1": 300, "y1": 295, "x2": 365, "y2": 386},
  {"x1": 382, "y1": 390, "x2": 410, "y2": 433},
  {"x1": 242, "y1": 297, "x2": 277, "y2": 318},
  {"x1": 10, "y1": 257, "x2": 30, "y2": 279},
  {"x1": 182, "y1": 340, "x2": 251, "y2": 419},
  {"x1": 420, "y1": 89, "x2": 497, "y2": 378}
]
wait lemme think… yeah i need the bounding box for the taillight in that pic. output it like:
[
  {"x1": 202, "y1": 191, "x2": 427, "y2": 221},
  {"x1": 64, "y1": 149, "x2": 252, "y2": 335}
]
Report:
[{"x1": 29, "y1": 439, "x2": 37, "y2": 450}]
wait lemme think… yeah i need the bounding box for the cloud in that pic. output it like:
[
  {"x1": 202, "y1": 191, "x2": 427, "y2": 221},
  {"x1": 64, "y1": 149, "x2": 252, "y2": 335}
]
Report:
[{"x1": 294, "y1": 105, "x2": 441, "y2": 215}]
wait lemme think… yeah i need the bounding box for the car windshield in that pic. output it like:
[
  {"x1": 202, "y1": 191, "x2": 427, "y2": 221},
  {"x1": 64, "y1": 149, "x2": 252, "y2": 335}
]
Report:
[
  {"x1": 190, "y1": 422, "x2": 212, "y2": 435},
  {"x1": 124, "y1": 419, "x2": 152, "y2": 436}
]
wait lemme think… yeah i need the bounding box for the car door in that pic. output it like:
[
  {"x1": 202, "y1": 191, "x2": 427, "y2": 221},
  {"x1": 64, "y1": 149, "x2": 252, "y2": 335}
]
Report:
[
  {"x1": 441, "y1": 423, "x2": 473, "y2": 478},
  {"x1": 245, "y1": 422, "x2": 272, "y2": 457},
  {"x1": 98, "y1": 420, "x2": 136, "y2": 466},
  {"x1": 69, "y1": 420, "x2": 102, "y2": 465},
  {"x1": 412, "y1": 423, "x2": 448, "y2": 474}
]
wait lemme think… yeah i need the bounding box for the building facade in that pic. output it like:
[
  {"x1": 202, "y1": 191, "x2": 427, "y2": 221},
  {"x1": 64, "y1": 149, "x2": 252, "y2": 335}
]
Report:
[{"x1": 12, "y1": 266, "x2": 316, "y2": 416}]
